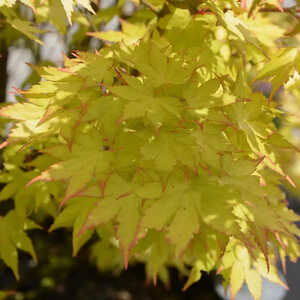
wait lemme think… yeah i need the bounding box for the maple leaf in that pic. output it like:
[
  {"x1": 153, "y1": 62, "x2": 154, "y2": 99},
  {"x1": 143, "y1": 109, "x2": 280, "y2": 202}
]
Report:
[
  {"x1": 141, "y1": 175, "x2": 187, "y2": 231},
  {"x1": 8, "y1": 18, "x2": 44, "y2": 44},
  {"x1": 245, "y1": 269, "x2": 262, "y2": 300},
  {"x1": 87, "y1": 21, "x2": 147, "y2": 45},
  {"x1": 60, "y1": 0, "x2": 94, "y2": 24},
  {"x1": 142, "y1": 175, "x2": 233, "y2": 257},
  {"x1": 183, "y1": 78, "x2": 223, "y2": 108},
  {"x1": 79, "y1": 174, "x2": 141, "y2": 266},
  {"x1": 166, "y1": 194, "x2": 200, "y2": 257},
  {"x1": 116, "y1": 194, "x2": 141, "y2": 268},
  {"x1": 118, "y1": 41, "x2": 194, "y2": 88},
  {"x1": 27, "y1": 129, "x2": 113, "y2": 207},
  {"x1": 49, "y1": 197, "x2": 97, "y2": 256},
  {"x1": 110, "y1": 74, "x2": 184, "y2": 125},
  {"x1": 255, "y1": 48, "x2": 298, "y2": 101},
  {"x1": 141, "y1": 130, "x2": 198, "y2": 171},
  {"x1": 230, "y1": 260, "x2": 245, "y2": 300},
  {"x1": 0, "y1": 211, "x2": 37, "y2": 279},
  {"x1": 142, "y1": 230, "x2": 171, "y2": 285},
  {"x1": 90, "y1": 226, "x2": 124, "y2": 272},
  {"x1": 182, "y1": 261, "x2": 202, "y2": 291}
]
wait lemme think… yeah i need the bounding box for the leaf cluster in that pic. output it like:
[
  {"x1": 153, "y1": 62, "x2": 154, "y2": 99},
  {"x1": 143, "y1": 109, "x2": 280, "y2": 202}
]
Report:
[{"x1": 0, "y1": 1, "x2": 300, "y2": 299}]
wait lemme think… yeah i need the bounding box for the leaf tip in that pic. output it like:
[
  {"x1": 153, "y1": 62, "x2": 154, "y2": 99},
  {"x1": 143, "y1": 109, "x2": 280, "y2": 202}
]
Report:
[
  {"x1": 0, "y1": 140, "x2": 9, "y2": 149},
  {"x1": 26, "y1": 175, "x2": 43, "y2": 188}
]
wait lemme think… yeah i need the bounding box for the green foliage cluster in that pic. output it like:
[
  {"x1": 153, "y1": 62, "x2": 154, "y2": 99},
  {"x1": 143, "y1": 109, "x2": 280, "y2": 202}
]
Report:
[{"x1": 1, "y1": 0, "x2": 300, "y2": 299}]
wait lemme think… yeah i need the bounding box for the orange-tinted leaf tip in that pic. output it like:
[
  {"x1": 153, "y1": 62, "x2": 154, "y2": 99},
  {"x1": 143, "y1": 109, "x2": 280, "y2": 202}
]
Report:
[
  {"x1": 284, "y1": 282, "x2": 289, "y2": 290},
  {"x1": 122, "y1": 249, "x2": 129, "y2": 270},
  {"x1": 152, "y1": 275, "x2": 157, "y2": 286},
  {"x1": 274, "y1": 231, "x2": 287, "y2": 250},
  {"x1": 48, "y1": 225, "x2": 54, "y2": 233},
  {"x1": 37, "y1": 109, "x2": 53, "y2": 126},
  {"x1": 0, "y1": 141, "x2": 9, "y2": 150},
  {"x1": 286, "y1": 175, "x2": 296, "y2": 188},
  {"x1": 25, "y1": 175, "x2": 43, "y2": 188},
  {"x1": 182, "y1": 282, "x2": 190, "y2": 292}
]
